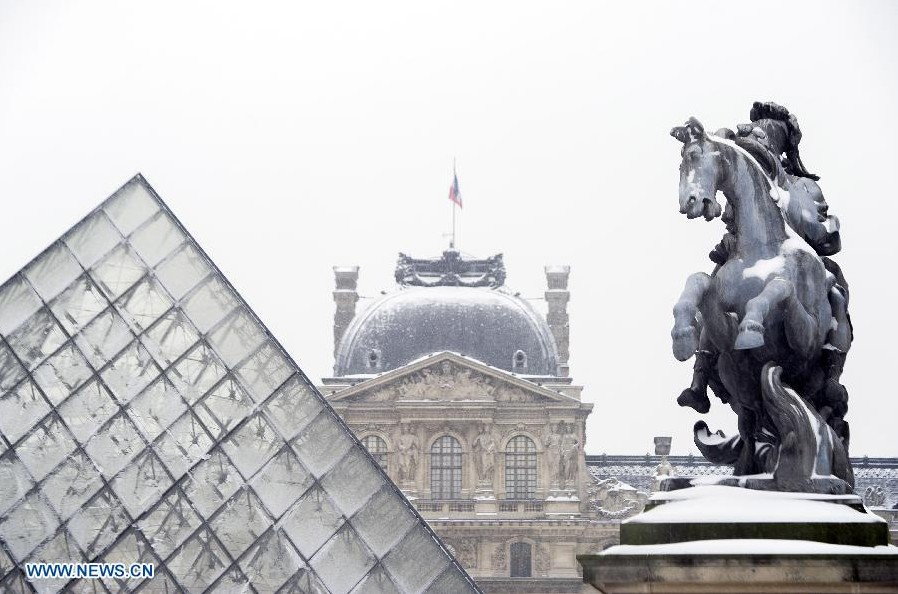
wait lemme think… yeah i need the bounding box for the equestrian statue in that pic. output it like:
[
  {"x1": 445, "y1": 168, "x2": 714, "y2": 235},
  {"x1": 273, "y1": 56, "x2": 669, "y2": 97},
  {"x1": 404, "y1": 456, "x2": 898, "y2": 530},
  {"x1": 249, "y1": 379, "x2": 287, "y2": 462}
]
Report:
[{"x1": 669, "y1": 103, "x2": 854, "y2": 494}]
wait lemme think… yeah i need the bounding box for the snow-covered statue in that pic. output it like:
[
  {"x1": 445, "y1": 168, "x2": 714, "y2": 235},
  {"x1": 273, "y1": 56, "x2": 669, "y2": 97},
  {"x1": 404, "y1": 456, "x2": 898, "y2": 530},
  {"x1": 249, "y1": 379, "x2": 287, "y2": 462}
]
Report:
[{"x1": 669, "y1": 104, "x2": 854, "y2": 494}]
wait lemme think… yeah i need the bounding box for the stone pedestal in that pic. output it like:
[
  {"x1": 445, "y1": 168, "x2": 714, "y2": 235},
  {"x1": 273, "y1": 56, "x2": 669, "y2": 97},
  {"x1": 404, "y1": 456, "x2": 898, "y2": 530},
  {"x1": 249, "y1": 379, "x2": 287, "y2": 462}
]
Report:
[
  {"x1": 546, "y1": 493, "x2": 581, "y2": 516},
  {"x1": 578, "y1": 484, "x2": 898, "y2": 593},
  {"x1": 474, "y1": 491, "x2": 498, "y2": 516}
]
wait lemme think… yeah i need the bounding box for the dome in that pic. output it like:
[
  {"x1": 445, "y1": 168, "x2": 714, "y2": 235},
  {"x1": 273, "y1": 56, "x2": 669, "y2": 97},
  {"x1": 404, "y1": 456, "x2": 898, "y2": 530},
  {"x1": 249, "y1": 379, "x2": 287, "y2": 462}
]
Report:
[{"x1": 334, "y1": 286, "x2": 560, "y2": 376}]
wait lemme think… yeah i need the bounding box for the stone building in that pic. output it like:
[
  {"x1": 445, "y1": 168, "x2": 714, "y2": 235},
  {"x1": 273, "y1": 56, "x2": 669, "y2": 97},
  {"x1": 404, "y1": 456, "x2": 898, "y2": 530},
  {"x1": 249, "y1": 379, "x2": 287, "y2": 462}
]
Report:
[{"x1": 319, "y1": 250, "x2": 645, "y2": 594}]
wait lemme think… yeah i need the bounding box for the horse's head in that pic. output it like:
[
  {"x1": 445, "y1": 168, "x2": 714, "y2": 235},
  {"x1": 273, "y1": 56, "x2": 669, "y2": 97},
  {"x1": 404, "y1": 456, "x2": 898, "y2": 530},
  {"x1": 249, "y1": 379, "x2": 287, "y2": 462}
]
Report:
[{"x1": 671, "y1": 117, "x2": 724, "y2": 221}]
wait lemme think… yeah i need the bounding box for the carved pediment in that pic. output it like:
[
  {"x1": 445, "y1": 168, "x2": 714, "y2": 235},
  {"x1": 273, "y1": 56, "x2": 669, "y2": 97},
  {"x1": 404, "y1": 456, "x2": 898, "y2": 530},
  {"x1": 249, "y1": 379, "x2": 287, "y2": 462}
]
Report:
[{"x1": 332, "y1": 353, "x2": 573, "y2": 405}]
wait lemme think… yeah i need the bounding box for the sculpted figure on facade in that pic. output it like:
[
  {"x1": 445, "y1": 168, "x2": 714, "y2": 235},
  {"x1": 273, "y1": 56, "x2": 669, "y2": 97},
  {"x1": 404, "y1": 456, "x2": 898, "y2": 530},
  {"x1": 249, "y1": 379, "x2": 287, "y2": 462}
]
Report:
[
  {"x1": 471, "y1": 423, "x2": 498, "y2": 486},
  {"x1": 396, "y1": 424, "x2": 419, "y2": 483},
  {"x1": 559, "y1": 423, "x2": 581, "y2": 489},
  {"x1": 543, "y1": 422, "x2": 565, "y2": 489}
]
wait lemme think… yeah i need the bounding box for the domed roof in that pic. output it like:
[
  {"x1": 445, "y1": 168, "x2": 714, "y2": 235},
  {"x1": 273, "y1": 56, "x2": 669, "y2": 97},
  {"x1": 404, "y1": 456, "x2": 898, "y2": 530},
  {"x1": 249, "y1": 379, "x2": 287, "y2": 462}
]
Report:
[{"x1": 334, "y1": 285, "x2": 560, "y2": 376}]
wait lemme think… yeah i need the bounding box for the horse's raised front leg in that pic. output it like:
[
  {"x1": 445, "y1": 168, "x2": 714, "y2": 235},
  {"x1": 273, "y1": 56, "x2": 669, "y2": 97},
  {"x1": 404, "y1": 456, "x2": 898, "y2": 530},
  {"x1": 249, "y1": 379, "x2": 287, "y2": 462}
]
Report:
[
  {"x1": 672, "y1": 272, "x2": 711, "y2": 361},
  {"x1": 735, "y1": 277, "x2": 794, "y2": 350}
]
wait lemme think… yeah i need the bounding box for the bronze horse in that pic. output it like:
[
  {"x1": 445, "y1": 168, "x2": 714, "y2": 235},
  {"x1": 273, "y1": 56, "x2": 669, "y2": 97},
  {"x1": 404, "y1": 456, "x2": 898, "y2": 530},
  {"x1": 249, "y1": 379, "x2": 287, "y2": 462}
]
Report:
[{"x1": 669, "y1": 117, "x2": 852, "y2": 489}]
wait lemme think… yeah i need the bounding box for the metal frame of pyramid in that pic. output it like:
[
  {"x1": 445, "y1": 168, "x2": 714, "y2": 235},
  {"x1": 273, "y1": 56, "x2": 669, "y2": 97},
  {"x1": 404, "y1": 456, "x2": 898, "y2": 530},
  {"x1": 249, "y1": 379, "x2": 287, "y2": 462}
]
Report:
[{"x1": 0, "y1": 174, "x2": 480, "y2": 594}]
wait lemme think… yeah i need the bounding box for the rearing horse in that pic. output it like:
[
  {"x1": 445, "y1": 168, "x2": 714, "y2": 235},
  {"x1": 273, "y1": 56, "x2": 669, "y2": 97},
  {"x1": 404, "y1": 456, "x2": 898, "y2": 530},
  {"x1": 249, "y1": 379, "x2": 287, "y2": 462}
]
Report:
[{"x1": 670, "y1": 117, "x2": 839, "y2": 476}]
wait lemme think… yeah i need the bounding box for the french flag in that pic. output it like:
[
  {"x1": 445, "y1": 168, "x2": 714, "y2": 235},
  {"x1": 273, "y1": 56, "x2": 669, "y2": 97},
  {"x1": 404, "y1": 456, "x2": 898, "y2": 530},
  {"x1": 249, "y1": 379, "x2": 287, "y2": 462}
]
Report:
[{"x1": 448, "y1": 170, "x2": 462, "y2": 208}]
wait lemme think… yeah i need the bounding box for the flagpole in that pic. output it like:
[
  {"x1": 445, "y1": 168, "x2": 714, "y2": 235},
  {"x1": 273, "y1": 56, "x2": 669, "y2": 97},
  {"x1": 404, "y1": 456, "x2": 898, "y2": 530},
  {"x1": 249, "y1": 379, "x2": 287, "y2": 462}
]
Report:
[{"x1": 451, "y1": 158, "x2": 457, "y2": 249}]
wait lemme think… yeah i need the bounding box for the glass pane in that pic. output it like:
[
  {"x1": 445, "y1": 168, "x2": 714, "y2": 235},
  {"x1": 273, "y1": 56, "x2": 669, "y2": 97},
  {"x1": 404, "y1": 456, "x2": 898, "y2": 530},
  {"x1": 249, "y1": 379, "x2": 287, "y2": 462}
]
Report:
[
  {"x1": 165, "y1": 528, "x2": 228, "y2": 594},
  {"x1": 74, "y1": 307, "x2": 134, "y2": 369},
  {"x1": 90, "y1": 244, "x2": 147, "y2": 301},
  {"x1": 0, "y1": 453, "x2": 35, "y2": 517},
  {"x1": 23, "y1": 242, "x2": 82, "y2": 303},
  {"x1": 6, "y1": 307, "x2": 67, "y2": 371},
  {"x1": 127, "y1": 377, "x2": 187, "y2": 442},
  {"x1": 103, "y1": 180, "x2": 160, "y2": 236},
  {"x1": 32, "y1": 343, "x2": 93, "y2": 406},
  {"x1": 99, "y1": 529, "x2": 158, "y2": 594},
  {"x1": 58, "y1": 379, "x2": 119, "y2": 444},
  {"x1": 154, "y1": 244, "x2": 211, "y2": 301},
  {"x1": 235, "y1": 341, "x2": 291, "y2": 403},
  {"x1": 168, "y1": 342, "x2": 227, "y2": 405},
  {"x1": 207, "y1": 308, "x2": 265, "y2": 368},
  {"x1": 153, "y1": 412, "x2": 216, "y2": 480},
  {"x1": 207, "y1": 487, "x2": 272, "y2": 558},
  {"x1": 291, "y1": 411, "x2": 353, "y2": 478},
  {"x1": 249, "y1": 447, "x2": 313, "y2": 519},
  {"x1": 381, "y1": 526, "x2": 450, "y2": 593},
  {"x1": 42, "y1": 451, "x2": 103, "y2": 522},
  {"x1": 84, "y1": 413, "x2": 145, "y2": 479},
  {"x1": 349, "y1": 486, "x2": 416, "y2": 558},
  {"x1": 129, "y1": 212, "x2": 185, "y2": 267},
  {"x1": 0, "y1": 379, "x2": 51, "y2": 444},
  {"x1": 182, "y1": 277, "x2": 238, "y2": 334},
  {"x1": 0, "y1": 341, "x2": 26, "y2": 393},
  {"x1": 196, "y1": 376, "x2": 253, "y2": 439},
  {"x1": 0, "y1": 276, "x2": 43, "y2": 337},
  {"x1": 101, "y1": 342, "x2": 160, "y2": 404},
  {"x1": 63, "y1": 210, "x2": 122, "y2": 269},
  {"x1": 67, "y1": 489, "x2": 130, "y2": 560},
  {"x1": 238, "y1": 530, "x2": 304, "y2": 594},
  {"x1": 49, "y1": 275, "x2": 109, "y2": 336},
  {"x1": 27, "y1": 530, "x2": 85, "y2": 594},
  {"x1": 116, "y1": 277, "x2": 173, "y2": 333},
  {"x1": 263, "y1": 375, "x2": 322, "y2": 440},
  {"x1": 138, "y1": 488, "x2": 203, "y2": 560},
  {"x1": 110, "y1": 449, "x2": 172, "y2": 518},
  {"x1": 0, "y1": 493, "x2": 59, "y2": 560},
  {"x1": 141, "y1": 309, "x2": 200, "y2": 368},
  {"x1": 222, "y1": 413, "x2": 282, "y2": 480},
  {"x1": 309, "y1": 526, "x2": 375, "y2": 594},
  {"x1": 426, "y1": 564, "x2": 479, "y2": 594},
  {"x1": 281, "y1": 485, "x2": 345, "y2": 559},
  {"x1": 320, "y1": 447, "x2": 386, "y2": 518},
  {"x1": 181, "y1": 449, "x2": 241, "y2": 518},
  {"x1": 349, "y1": 565, "x2": 402, "y2": 594},
  {"x1": 16, "y1": 414, "x2": 76, "y2": 481}
]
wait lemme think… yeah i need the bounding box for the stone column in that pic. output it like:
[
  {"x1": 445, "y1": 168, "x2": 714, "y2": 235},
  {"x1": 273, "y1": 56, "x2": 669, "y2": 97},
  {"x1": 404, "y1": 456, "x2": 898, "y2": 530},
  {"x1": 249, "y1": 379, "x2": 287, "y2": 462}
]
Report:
[
  {"x1": 545, "y1": 265, "x2": 570, "y2": 377},
  {"x1": 333, "y1": 266, "x2": 359, "y2": 360}
]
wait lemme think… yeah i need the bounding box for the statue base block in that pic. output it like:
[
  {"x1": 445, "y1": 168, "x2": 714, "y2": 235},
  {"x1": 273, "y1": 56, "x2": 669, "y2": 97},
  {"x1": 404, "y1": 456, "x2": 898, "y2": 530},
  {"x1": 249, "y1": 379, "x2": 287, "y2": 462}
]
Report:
[{"x1": 578, "y1": 485, "x2": 898, "y2": 592}]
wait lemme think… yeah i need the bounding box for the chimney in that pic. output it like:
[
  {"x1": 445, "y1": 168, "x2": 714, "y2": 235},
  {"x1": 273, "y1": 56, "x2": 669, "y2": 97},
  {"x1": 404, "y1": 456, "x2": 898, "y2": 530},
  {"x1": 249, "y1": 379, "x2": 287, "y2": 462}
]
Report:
[
  {"x1": 333, "y1": 266, "x2": 359, "y2": 360},
  {"x1": 545, "y1": 265, "x2": 570, "y2": 377}
]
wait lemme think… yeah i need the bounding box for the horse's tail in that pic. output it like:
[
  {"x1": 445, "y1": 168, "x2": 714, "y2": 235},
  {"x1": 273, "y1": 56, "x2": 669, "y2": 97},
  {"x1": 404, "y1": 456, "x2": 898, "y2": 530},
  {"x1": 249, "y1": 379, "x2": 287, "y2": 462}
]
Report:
[
  {"x1": 693, "y1": 420, "x2": 742, "y2": 465},
  {"x1": 760, "y1": 362, "x2": 854, "y2": 490}
]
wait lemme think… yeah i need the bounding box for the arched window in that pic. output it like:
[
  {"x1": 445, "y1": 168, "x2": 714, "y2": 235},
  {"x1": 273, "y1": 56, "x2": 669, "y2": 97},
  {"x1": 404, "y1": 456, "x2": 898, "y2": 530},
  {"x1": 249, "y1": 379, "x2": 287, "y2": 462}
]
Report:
[
  {"x1": 430, "y1": 436, "x2": 462, "y2": 498},
  {"x1": 510, "y1": 542, "x2": 532, "y2": 577},
  {"x1": 505, "y1": 435, "x2": 537, "y2": 499},
  {"x1": 361, "y1": 435, "x2": 388, "y2": 469}
]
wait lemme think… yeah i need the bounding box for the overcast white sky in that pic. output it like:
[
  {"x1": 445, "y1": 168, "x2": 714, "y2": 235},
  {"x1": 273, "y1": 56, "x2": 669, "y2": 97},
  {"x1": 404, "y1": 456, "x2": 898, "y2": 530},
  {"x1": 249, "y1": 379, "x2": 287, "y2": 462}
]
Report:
[{"x1": 1, "y1": 1, "x2": 896, "y2": 456}]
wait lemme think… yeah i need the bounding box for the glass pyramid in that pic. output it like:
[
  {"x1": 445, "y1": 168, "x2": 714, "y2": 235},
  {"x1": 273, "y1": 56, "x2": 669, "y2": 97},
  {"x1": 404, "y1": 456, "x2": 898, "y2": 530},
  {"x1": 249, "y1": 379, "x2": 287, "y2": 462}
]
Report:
[{"x1": 0, "y1": 175, "x2": 479, "y2": 594}]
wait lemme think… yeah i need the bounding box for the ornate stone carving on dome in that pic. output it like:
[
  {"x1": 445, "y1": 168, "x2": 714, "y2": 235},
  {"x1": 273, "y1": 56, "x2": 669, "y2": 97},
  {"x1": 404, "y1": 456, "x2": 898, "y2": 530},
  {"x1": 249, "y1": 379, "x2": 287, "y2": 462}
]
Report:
[
  {"x1": 395, "y1": 249, "x2": 506, "y2": 288},
  {"x1": 586, "y1": 477, "x2": 649, "y2": 520}
]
